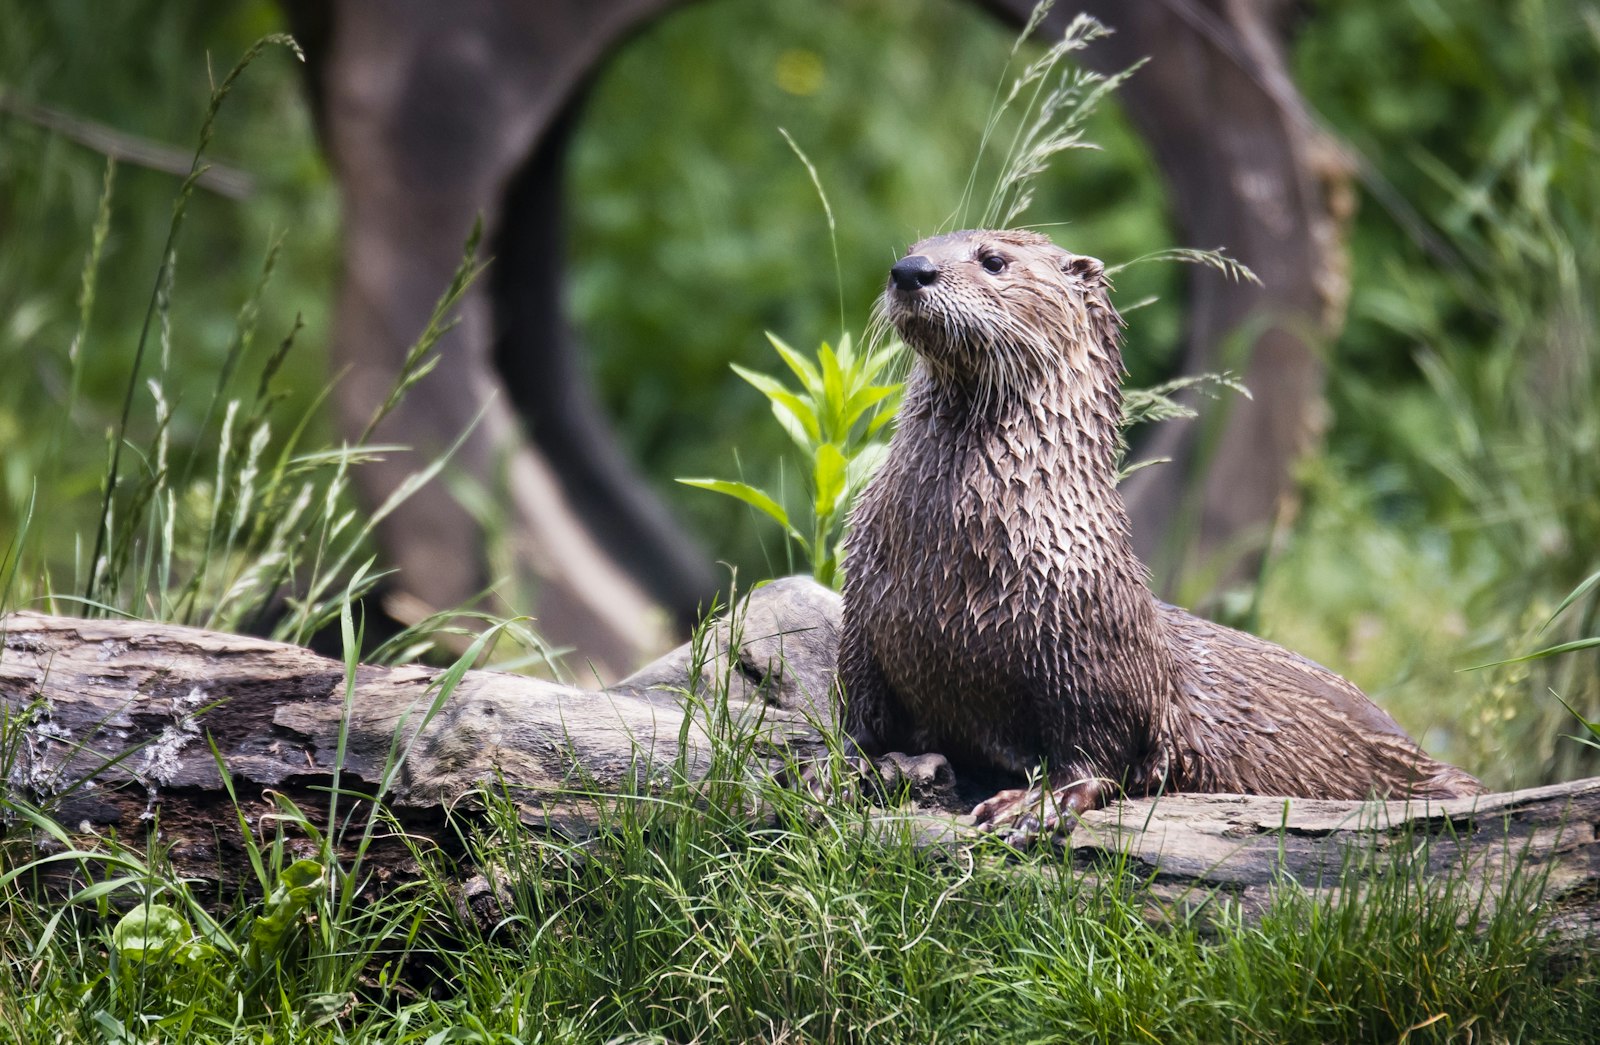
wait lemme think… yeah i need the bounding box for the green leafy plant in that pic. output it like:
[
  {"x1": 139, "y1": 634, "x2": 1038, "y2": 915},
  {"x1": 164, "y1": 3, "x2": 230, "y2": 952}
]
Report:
[
  {"x1": 111, "y1": 902, "x2": 216, "y2": 967},
  {"x1": 107, "y1": 858, "x2": 323, "y2": 976},
  {"x1": 679, "y1": 331, "x2": 900, "y2": 589}
]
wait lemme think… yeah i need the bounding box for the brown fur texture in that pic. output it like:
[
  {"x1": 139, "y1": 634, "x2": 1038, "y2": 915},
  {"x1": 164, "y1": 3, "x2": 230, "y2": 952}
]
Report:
[{"x1": 840, "y1": 229, "x2": 1481, "y2": 834}]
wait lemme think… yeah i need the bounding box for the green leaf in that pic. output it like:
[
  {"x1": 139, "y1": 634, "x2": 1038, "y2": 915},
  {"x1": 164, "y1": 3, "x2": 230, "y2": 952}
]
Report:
[
  {"x1": 865, "y1": 388, "x2": 903, "y2": 437},
  {"x1": 92, "y1": 1012, "x2": 137, "y2": 1045},
  {"x1": 112, "y1": 903, "x2": 191, "y2": 963},
  {"x1": 813, "y1": 442, "x2": 847, "y2": 519},
  {"x1": 1553, "y1": 691, "x2": 1600, "y2": 743},
  {"x1": 769, "y1": 398, "x2": 817, "y2": 453},
  {"x1": 834, "y1": 330, "x2": 856, "y2": 371},
  {"x1": 730, "y1": 364, "x2": 812, "y2": 419},
  {"x1": 861, "y1": 343, "x2": 904, "y2": 384},
  {"x1": 818, "y1": 342, "x2": 846, "y2": 440},
  {"x1": 765, "y1": 332, "x2": 822, "y2": 396},
  {"x1": 730, "y1": 363, "x2": 820, "y2": 447},
  {"x1": 678, "y1": 479, "x2": 800, "y2": 538},
  {"x1": 301, "y1": 991, "x2": 353, "y2": 1027},
  {"x1": 1540, "y1": 568, "x2": 1600, "y2": 634},
  {"x1": 845, "y1": 442, "x2": 890, "y2": 497},
  {"x1": 70, "y1": 876, "x2": 152, "y2": 907},
  {"x1": 842, "y1": 383, "x2": 900, "y2": 433},
  {"x1": 246, "y1": 858, "x2": 326, "y2": 969},
  {"x1": 1464, "y1": 636, "x2": 1600, "y2": 671}
]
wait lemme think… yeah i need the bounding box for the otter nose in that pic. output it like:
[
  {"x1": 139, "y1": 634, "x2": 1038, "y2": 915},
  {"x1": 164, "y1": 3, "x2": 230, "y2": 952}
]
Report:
[{"x1": 889, "y1": 255, "x2": 939, "y2": 292}]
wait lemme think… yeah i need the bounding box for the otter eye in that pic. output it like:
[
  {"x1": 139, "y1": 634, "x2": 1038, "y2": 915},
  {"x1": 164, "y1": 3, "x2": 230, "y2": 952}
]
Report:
[{"x1": 980, "y1": 254, "x2": 1007, "y2": 274}]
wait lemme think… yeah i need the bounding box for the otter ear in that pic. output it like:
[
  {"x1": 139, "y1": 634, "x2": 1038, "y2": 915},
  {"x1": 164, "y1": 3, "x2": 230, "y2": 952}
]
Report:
[{"x1": 1063, "y1": 254, "x2": 1105, "y2": 287}]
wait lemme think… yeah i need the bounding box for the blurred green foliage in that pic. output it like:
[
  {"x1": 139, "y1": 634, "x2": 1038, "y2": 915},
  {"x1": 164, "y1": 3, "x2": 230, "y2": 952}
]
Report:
[
  {"x1": 0, "y1": 0, "x2": 1597, "y2": 784},
  {"x1": 1264, "y1": 0, "x2": 1600, "y2": 785}
]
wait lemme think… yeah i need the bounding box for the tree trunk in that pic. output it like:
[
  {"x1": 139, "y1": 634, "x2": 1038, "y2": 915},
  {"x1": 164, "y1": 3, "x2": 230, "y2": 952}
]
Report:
[
  {"x1": 286, "y1": 0, "x2": 710, "y2": 680},
  {"x1": 3, "y1": 582, "x2": 1596, "y2": 939}
]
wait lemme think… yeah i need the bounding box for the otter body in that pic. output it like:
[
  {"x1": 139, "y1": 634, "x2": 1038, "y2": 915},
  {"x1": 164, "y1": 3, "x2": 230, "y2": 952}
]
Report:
[{"x1": 840, "y1": 230, "x2": 1480, "y2": 835}]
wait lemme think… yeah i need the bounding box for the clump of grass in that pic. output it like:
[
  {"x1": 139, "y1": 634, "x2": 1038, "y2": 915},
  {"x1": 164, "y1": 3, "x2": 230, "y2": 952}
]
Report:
[
  {"x1": 435, "y1": 786, "x2": 1592, "y2": 1045},
  {"x1": 0, "y1": 588, "x2": 535, "y2": 1041},
  {"x1": 83, "y1": 34, "x2": 305, "y2": 608}
]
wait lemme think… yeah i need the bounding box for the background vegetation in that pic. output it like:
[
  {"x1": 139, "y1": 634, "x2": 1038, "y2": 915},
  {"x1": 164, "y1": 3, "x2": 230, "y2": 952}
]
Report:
[
  {"x1": 5, "y1": 0, "x2": 1595, "y2": 786},
  {"x1": 2, "y1": 0, "x2": 1599, "y2": 1038},
  {"x1": 1, "y1": 0, "x2": 1596, "y2": 771}
]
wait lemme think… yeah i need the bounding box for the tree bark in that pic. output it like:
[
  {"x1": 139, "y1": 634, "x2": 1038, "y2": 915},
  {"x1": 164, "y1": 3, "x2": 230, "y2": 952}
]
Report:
[{"x1": 3, "y1": 582, "x2": 1596, "y2": 939}]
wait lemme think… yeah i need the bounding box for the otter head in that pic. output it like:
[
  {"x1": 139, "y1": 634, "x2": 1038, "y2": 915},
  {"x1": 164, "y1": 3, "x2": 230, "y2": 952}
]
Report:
[{"x1": 882, "y1": 229, "x2": 1121, "y2": 401}]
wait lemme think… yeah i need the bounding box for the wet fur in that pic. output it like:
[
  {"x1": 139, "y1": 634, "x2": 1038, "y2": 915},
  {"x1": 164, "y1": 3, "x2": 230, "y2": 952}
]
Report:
[{"x1": 840, "y1": 229, "x2": 1482, "y2": 803}]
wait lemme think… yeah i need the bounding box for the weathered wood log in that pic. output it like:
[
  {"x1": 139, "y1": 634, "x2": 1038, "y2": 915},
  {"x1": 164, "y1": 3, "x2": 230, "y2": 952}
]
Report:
[
  {"x1": 0, "y1": 579, "x2": 837, "y2": 891},
  {"x1": 3, "y1": 579, "x2": 1597, "y2": 939},
  {"x1": 1043, "y1": 784, "x2": 1597, "y2": 940}
]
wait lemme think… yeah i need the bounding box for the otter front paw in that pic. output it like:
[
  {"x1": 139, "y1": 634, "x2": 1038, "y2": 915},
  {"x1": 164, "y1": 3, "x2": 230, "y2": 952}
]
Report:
[
  {"x1": 874, "y1": 751, "x2": 956, "y2": 802},
  {"x1": 971, "y1": 773, "x2": 1107, "y2": 847}
]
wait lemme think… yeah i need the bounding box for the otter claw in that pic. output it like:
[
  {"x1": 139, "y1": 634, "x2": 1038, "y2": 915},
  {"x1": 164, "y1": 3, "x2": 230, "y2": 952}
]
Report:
[
  {"x1": 793, "y1": 751, "x2": 955, "y2": 808},
  {"x1": 793, "y1": 756, "x2": 868, "y2": 804},
  {"x1": 971, "y1": 775, "x2": 1106, "y2": 846},
  {"x1": 970, "y1": 786, "x2": 1029, "y2": 830}
]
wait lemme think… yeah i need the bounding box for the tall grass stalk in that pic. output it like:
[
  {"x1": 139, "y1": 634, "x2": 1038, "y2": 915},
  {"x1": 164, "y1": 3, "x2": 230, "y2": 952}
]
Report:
[
  {"x1": 7, "y1": 42, "x2": 495, "y2": 662},
  {"x1": 86, "y1": 34, "x2": 303, "y2": 607},
  {"x1": 50, "y1": 157, "x2": 116, "y2": 473}
]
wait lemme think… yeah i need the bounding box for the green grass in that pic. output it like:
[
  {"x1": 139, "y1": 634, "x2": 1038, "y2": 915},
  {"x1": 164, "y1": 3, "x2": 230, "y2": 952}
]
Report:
[
  {"x1": 0, "y1": 0, "x2": 336, "y2": 563},
  {"x1": 3, "y1": 688, "x2": 1595, "y2": 1043}
]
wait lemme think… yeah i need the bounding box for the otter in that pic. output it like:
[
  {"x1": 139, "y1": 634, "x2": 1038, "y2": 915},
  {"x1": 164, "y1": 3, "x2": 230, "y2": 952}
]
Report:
[{"x1": 838, "y1": 229, "x2": 1482, "y2": 842}]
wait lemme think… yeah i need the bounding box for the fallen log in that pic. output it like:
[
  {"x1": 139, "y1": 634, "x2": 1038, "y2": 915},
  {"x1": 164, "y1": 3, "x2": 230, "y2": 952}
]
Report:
[
  {"x1": 0, "y1": 579, "x2": 838, "y2": 892},
  {"x1": 2, "y1": 578, "x2": 1596, "y2": 939}
]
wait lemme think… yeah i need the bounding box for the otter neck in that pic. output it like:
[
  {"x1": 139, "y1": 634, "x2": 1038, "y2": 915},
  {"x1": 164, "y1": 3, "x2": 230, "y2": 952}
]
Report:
[
  {"x1": 907, "y1": 344, "x2": 1175, "y2": 765},
  {"x1": 912, "y1": 354, "x2": 1127, "y2": 497},
  {"x1": 907, "y1": 349, "x2": 1157, "y2": 637}
]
